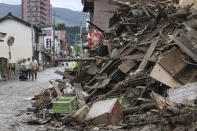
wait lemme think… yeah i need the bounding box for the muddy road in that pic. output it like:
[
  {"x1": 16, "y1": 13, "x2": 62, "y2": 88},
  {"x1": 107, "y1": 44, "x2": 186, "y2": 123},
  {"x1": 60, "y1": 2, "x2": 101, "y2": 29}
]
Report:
[{"x1": 0, "y1": 67, "x2": 64, "y2": 131}]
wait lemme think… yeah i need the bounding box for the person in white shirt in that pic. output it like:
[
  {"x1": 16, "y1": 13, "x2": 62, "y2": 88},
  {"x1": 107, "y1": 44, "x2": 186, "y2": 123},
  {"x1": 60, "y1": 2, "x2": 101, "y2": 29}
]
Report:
[
  {"x1": 26, "y1": 58, "x2": 31, "y2": 79},
  {"x1": 30, "y1": 56, "x2": 38, "y2": 81}
]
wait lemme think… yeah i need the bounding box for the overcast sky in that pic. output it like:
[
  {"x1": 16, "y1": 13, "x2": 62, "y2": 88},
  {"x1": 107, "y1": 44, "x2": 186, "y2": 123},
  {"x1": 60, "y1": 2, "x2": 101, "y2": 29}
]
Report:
[{"x1": 0, "y1": 0, "x2": 83, "y2": 11}]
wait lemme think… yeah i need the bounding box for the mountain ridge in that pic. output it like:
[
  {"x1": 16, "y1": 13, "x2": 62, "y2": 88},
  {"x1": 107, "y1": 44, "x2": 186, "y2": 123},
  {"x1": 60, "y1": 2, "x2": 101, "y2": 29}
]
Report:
[{"x1": 0, "y1": 3, "x2": 88, "y2": 26}]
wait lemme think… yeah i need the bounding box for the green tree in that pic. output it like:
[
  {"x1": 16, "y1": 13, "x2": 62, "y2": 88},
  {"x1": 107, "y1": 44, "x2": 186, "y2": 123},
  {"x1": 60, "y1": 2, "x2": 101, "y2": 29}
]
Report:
[
  {"x1": 55, "y1": 23, "x2": 66, "y2": 30},
  {"x1": 65, "y1": 26, "x2": 80, "y2": 44},
  {"x1": 41, "y1": 24, "x2": 53, "y2": 28}
]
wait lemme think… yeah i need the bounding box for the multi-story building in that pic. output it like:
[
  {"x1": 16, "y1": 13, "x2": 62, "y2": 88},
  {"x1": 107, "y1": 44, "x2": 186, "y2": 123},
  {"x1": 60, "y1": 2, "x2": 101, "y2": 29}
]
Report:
[
  {"x1": 22, "y1": 0, "x2": 51, "y2": 26},
  {"x1": 41, "y1": 27, "x2": 67, "y2": 57}
]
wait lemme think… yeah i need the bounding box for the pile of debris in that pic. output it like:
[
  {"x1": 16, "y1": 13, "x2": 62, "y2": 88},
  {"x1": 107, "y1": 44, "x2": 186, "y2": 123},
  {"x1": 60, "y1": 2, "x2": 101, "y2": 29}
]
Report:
[{"x1": 26, "y1": 0, "x2": 197, "y2": 130}]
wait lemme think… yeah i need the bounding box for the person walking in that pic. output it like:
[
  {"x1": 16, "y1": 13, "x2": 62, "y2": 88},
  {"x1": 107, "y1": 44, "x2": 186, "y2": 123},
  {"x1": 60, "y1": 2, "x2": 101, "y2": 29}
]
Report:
[
  {"x1": 26, "y1": 57, "x2": 31, "y2": 79},
  {"x1": 30, "y1": 56, "x2": 38, "y2": 81},
  {"x1": 19, "y1": 59, "x2": 27, "y2": 80}
]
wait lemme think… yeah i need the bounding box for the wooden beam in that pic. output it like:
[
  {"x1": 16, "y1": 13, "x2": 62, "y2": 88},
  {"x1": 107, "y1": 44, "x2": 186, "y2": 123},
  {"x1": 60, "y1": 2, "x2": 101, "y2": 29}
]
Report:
[
  {"x1": 169, "y1": 35, "x2": 197, "y2": 63},
  {"x1": 138, "y1": 36, "x2": 160, "y2": 70},
  {"x1": 54, "y1": 70, "x2": 75, "y2": 80},
  {"x1": 54, "y1": 58, "x2": 96, "y2": 62}
]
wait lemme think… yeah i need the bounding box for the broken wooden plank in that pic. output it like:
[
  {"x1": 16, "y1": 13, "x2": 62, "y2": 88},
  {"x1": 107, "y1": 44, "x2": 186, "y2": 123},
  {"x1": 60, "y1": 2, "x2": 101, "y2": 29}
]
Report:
[
  {"x1": 151, "y1": 91, "x2": 178, "y2": 111},
  {"x1": 122, "y1": 54, "x2": 145, "y2": 60},
  {"x1": 145, "y1": 5, "x2": 156, "y2": 16},
  {"x1": 88, "y1": 77, "x2": 147, "y2": 106},
  {"x1": 74, "y1": 83, "x2": 86, "y2": 108},
  {"x1": 169, "y1": 35, "x2": 197, "y2": 63},
  {"x1": 145, "y1": 22, "x2": 169, "y2": 41},
  {"x1": 109, "y1": 68, "x2": 119, "y2": 78},
  {"x1": 54, "y1": 58, "x2": 96, "y2": 62},
  {"x1": 121, "y1": 46, "x2": 136, "y2": 56},
  {"x1": 50, "y1": 80, "x2": 62, "y2": 96},
  {"x1": 98, "y1": 60, "x2": 113, "y2": 74},
  {"x1": 176, "y1": 66, "x2": 197, "y2": 84},
  {"x1": 186, "y1": 26, "x2": 197, "y2": 41},
  {"x1": 138, "y1": 36, "x2": 160, "y2": 70},
  {"x1": 85, "y1": 89, "x2": 98, "y2": 102},
  {"x1": 158, "y1": 47, "x2": 187, "y2": 77},
  {"x1": 54, "y1": 70, "x2": 75, "y2": 80},
  {"x1": 150, "y1": 63, "x2": 183, "y2": 88},
  {"x1": 85, "y1": 79, "x2": 111, "y2": 89},
  {"x1": 118, "y1": 60, "x2": 136, "y2": 73},
  {"x1": 123, "y1": 103, "x2": 155, "y2": 115},
  {"x1": 142, "y1": 6, "x2": 151, "y2": 17}
]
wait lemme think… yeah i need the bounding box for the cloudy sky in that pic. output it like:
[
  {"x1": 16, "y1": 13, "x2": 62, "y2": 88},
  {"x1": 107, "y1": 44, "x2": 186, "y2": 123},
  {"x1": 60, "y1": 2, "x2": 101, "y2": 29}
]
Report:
[{"x1": 0, "y1": 0, "x2": 83, "y2": 11}]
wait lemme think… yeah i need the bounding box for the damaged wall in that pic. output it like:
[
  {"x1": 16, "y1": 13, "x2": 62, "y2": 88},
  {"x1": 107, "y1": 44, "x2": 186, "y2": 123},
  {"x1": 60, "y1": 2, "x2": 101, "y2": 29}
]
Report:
[
  {"x1": 93, "y1": 0, "x2": 117, "y2": 30},
  {"x1": 93, "y1": 0, "x2": 131, "y2": 30}
]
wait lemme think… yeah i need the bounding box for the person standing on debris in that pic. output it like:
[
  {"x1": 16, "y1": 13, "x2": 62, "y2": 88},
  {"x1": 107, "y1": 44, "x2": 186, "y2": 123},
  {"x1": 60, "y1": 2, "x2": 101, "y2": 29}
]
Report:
[
  {"x1": 26, "y1": 57, "x2": 31, "y2": 79},
  {"x1": 19, "y1": 59, "x2": 27, "y2": 80},
  {"x1": 30, "y1": 56, "x2": 38, "y2": 81}
]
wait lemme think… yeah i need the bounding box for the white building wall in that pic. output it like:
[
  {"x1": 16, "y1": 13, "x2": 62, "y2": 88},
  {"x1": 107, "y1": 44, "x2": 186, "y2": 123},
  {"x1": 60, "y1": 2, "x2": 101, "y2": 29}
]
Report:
[{"x1": 0, "y1": 19, "x2": 33, "y2": 63}]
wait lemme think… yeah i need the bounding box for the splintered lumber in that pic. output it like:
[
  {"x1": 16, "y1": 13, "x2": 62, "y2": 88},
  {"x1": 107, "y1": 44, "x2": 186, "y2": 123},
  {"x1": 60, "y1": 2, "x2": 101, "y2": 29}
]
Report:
[
  {"x1": 150, "y1": 63, "x2": 183, "y2": 88},
  {"x1": 88, "y1": 77, "x2": 147, "y2": 106},
  {"x1": 158, "y1": 48, "x2": 187, "y2": 77},
  {"x1": 118, "y1": 60, "x2": 136, "y2": 73},
  {"x1": 85, "y1": 89, "x2": 98, "y2": 102},
  {"x1": 50, "y1": 80, "x2": 62, "y2": 96},
  {"x1": 87, "y1": 79, "x2": 129, "y2": 106},
  {"x1": 54, "y1": 58, "x2": 96, "y2": 62},
  {"x1": 138, "y1": 36, "x2": 160, "y2": 71},
  {"x1": 169, "y1": 35, "x2": 197, "y2": 63},
  {"x1": 122, "y1": 54, "x2": 145, "y2": 60},
  {"x1": 74, "y1": 83, "x2": 86, "y2": 108},
  {"x1": 123, "y1": 103, "x2": 155, "y2": 115},
  {"x1": 151, "y1": 91, "x2": 178, "y2": 111},
  {"x1": 54, "y1": 70, "x2": 75, "y2": 80},
  {"x1": 142, "y1": 6, "x2": 151, "y2": 17}
]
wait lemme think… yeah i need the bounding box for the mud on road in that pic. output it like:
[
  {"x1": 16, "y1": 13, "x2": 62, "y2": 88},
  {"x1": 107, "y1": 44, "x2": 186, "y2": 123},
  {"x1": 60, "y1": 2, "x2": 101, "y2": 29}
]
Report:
[{"x1": 0, "y1": 67, "x2": 63, "y2": 131}]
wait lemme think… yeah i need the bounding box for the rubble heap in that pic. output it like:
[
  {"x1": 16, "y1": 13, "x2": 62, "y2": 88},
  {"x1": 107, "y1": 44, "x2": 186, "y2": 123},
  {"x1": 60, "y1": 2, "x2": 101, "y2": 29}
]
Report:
[{"x1": 27, "y1": 0, "x2": 197, "y2": 130}]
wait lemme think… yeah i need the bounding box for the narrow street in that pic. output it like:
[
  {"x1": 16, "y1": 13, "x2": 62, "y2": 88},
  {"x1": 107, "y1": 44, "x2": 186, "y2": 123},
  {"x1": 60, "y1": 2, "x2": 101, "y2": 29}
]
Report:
[{"x1": 0, "y1": 67, "x2": 63, "y2": 131}]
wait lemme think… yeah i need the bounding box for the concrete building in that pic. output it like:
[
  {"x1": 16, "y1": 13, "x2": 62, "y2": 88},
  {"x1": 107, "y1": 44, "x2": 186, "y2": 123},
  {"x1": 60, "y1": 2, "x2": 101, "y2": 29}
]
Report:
[
  {"x1": 0, "y1": 13, "x2": 40, "y2": 63},
  {"x1": 82, "y1": 0, "x2": 132, "y2": 30},
  {"x1": 22, "y1": 0, "x2": 51, "y2": 26},
  {"x1": 41, "y1": 27, "x2": 67, "y2": 58},
  {"x1": 60, "y1": 30, "x2": 67, "y2": 52}
]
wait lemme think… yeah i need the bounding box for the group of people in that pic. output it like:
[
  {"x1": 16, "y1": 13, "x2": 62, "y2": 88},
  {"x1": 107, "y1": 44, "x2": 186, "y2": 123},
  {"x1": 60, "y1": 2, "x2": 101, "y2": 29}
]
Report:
[{"x1": 19, "y1": 56, "x2": 38, "y2": 81}]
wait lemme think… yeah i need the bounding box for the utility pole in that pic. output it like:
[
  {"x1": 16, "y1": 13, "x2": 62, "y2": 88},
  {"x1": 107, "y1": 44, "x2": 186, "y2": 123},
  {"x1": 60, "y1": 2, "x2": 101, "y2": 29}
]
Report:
[
  {"x1": 75, "y1": 35, "x2": 77, "y2": 57},
  {"x1": 29, "y1": 0, "x2": 34, "y2": 57},
  {"x1": 53, "y1": 11, "x2": 56, "y2": 58},
  {"x1": 80, "y1": 21, "x2": 83, "y2": 51}
]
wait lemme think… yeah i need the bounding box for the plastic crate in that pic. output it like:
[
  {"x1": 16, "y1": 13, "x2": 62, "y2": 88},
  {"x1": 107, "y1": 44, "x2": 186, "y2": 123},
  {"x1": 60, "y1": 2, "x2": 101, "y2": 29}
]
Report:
[{"x1": 52, "y1": 96, "x2": 77, "y2": 114}]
